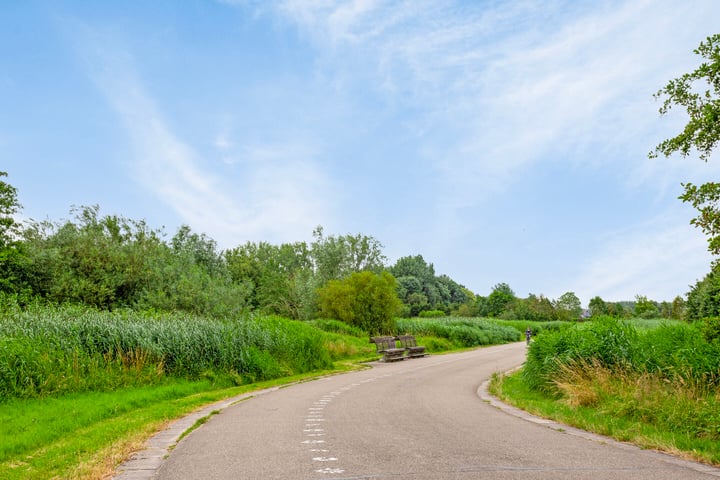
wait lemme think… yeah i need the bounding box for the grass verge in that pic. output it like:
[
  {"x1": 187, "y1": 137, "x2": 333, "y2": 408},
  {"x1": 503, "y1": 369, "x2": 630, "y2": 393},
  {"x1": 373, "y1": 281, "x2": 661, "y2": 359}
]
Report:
[
  {"x1": 0, "y1": 367, "x2": 349, "y2": 480},
  {"x1": 490, "y1": 368, "x2": 720, "y2": 466}
]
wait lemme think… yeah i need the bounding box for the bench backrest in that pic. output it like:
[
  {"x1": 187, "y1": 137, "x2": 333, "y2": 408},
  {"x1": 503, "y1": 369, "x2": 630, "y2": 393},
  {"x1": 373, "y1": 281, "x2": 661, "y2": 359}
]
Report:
[
  {"x1": 397, "y1": 335, "x2": 417, "y2": 348},
  {"x1": 371, "y1": 336, "x2": 397, "y2": 352}
]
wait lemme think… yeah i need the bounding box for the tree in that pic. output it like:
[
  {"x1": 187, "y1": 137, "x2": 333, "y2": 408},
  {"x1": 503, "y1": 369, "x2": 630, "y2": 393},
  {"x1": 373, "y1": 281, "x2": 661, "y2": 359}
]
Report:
[
  {"x1": 395, "y1": 275, "x2": 427, "y2": 317},
  {"x1": 686, "y1": 264, "x2": 720, "y2": 320},
  {"x1": 651, "y1": 34, "x2": 720, "y2": 162},
  {"x1": 671, "y1": 295, "x2": 687, "y2": 320},
  {"x1": 634, "y1": 294, "x2": 659, "y2": 318},
  {"x1": 171, "y1": 225, "x2": 225, "y2": 277},
  {"x1": 22, "y1": 205, "x2": 163, "y2": 308},
  {"x1": 224, "y1": 240, "x2": 313, "y2": 319},
  {"x1": 554, "y1": 291, "x2": 582, "y2": 321},
  {"x1": 0, "y1": 171, "x2": 26, "y2": 295},
  {"x1": 651, "y1": 34, "x2": 720, "y2": 256},
  {"x1": 389, "y1": 255, "x2": 471, "y2": 315},
  {"x1": 504, "y1": 293, "x2": 557, "y2": 321},
  {"x1": 311, "y1": 226, "x2": 386, "y2": 285},
  {"x1": 0, "y1": 171, "x2": 21, "y2": 247},
  {"x1": 316, "y1": 271, "x2": 401, "y2": 334},
  {"x1": 608, "y1": 302, "x2": 627, "y2": 318},
  {"x1": 486, "y1": 283, "x2": 515, "y2": 317},
  {"x1": 588, "y1": 296, "x2": 608, "y2": 317}
]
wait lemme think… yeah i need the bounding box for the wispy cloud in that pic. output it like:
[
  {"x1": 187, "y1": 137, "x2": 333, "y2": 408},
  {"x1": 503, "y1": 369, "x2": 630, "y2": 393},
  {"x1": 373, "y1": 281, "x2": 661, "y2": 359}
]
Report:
[
  {"x1": 570, "y1": 210, "x2": 711, "y2": 302},
  {"x1": 71, "y1": 23, "x2": 333, "y2": 247},
  {"x1": 269, "y1": 1, "x2": 716, "y2": 199},
  {"x1": 265, "y1": 1, "x2": 720, "y2": 300}
]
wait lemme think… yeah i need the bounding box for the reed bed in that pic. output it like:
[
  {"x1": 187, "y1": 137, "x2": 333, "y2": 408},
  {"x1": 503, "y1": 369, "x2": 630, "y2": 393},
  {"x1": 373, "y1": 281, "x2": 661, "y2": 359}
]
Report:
[{"x1": 0, "y1": 303, "x2": 332, "y2": 400}]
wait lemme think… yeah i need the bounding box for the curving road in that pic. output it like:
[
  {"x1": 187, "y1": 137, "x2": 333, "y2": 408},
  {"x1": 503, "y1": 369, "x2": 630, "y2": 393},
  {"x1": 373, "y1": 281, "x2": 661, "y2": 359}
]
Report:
[{"x1": 155, "y1": 342, "x2": 720, "y2": 480}]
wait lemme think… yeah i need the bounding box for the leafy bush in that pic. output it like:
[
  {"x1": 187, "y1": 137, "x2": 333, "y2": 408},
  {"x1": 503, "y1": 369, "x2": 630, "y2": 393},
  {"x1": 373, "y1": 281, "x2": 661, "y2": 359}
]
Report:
[
  {"x1": 686, "y1": 264, "x2": 720, "y2": 320},
  {"x1": 317, "y1": 271, "x2": 401, "y2": 334},
  {"x1": 419, "y1": 310, "x2": 446, "y2": 318},
  {"x1": 701, "y1": 317, "x2": 720, "y2": 343}
]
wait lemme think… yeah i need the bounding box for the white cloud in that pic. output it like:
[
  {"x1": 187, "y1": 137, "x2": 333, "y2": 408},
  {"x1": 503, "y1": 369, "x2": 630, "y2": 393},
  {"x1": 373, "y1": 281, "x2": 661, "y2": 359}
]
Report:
[
  {"x1": 271, "y1": 1, "x2": 719, "y2": 201},
  {"x1": 571, "y1": 211, "x2": 712, "y2": 303},
  {"x1": 74, "y1": 25, "x2": 334, "y2": 247}
]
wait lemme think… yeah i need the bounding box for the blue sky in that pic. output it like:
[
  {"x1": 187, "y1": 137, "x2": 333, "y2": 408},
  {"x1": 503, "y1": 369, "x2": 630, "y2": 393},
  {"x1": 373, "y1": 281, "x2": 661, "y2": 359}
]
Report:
[{"x1": 3, "y1": 0, "x2": 720, "y2": 305}]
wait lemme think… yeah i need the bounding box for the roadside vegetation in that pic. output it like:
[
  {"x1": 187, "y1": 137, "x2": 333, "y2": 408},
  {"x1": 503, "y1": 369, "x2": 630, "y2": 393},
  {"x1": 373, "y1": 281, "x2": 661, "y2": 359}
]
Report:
[
  {"x1": 0, "y1": 302, "x2": 523, "y2": 480},
  {"x1": 491, "y1": 316, "x2": 720, "y2": 465}
]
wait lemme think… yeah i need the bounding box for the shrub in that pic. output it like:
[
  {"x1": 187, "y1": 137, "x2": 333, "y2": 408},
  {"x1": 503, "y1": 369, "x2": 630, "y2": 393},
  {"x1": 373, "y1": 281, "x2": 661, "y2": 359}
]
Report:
[
  {"x1": 419, "y1": 310, "x2": 445, "y2": 318},
  {"x1": 701, "y1": 317, "x2": 720, "y2": 343},
  {"x1": 317, "y1": 271, "x2": 401, "y2": 335}
]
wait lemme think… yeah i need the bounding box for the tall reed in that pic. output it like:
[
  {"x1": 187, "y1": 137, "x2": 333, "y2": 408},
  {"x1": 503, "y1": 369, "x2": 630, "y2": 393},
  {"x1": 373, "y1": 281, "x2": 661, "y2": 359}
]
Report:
[{"x1": 0, "y1": 303, "x2": 332, "y2": 400}]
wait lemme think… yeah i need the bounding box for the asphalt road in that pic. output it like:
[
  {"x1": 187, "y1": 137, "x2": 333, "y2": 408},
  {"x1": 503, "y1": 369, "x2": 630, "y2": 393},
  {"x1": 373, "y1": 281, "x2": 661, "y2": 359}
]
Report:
[{"x1": 156, "y1": 342, "x2": 720, "y2": 480}]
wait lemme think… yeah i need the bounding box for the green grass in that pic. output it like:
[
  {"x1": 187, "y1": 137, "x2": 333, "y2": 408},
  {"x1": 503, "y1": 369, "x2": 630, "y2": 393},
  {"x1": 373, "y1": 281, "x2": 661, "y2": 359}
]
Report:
[
  {"x1": 491, "y1": 368, "x2": 720, "y2": 466},
  {"x1": 492, "y1": 317, "x2": 720, "y2": 466},
  {"x1": 0, "y1": 370, "x2": 343, "y2": 480},
  {"x1": 396, "y1": 316, "x2": 520, "y2": 347},
  {"x1": 522, "y1": 316, "x2": 720, "y2": 393}
]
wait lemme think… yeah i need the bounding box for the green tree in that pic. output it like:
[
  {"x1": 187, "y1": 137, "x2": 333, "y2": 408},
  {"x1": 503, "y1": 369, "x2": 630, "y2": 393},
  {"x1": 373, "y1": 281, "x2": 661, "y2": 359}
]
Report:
[
  {"x1": 651, "y1": 34, "x2": 720, "y2": 163},
  {"x1": 474, "y1": 295, "x2": 489, "y2": 317},
  {"x1": 311, "y1": 226, "x2": 386, "y2": 285},
  {"x1": 651, "y1": 34, "x2": 720, "y2": 256},
  {"x1": 21, "y1": 206, "x2": 250, "y2": 316},
  {"x1": 395, "y1": 275, "x2": 427, "y2": 317},
  {"x1": 389, "y1": 254, "x2": 439, "y2": 311},
  {"x1": 225, "y1": 240, "x2": 313, "y2": 319},
  {"x1": 554, "y1": 291, "x2": 582, "y2": 321},
  {"x1": 0, "y1": 171, "x2": 26, "y2": 296},
  {"x1": 21, "y1": 205, "x2": 163, "y2": 308},
  {"x1": 139, "y1": 224, "x2": 251, "y2": 317},
  {"x1": 526, "y1": 294, "x2": 557, "y2": 321},
  {"x1": 171, "y1": 225, "x2": 225, "y2": 277},
  {"x1": 0, "y1": 171, "x2": 21, "y2": 247},
  {"x1": 501, "y1": 294, "x2": 556, "y2": 321},
  {"x1": 634, "y1": 294, "x2": 659, "y2": 318},
  {"x1": 686, "y1": 264, "x2": 720, "y2": 320},
  {"x1": 588, "y1": 296, "x2": 608, "y2": 317},
  {"x1": 317, "y1": 270, "x2": 401, "y2": 334},
  {"x1": 608, "y1": 302, "x2": 627, "y2": 318},
  {"x1": 486, "y1": 283, "x2": 516, "y2": 317},
  {"x1": 671, "y1": 295, "x2": 687, "y2": 320}
]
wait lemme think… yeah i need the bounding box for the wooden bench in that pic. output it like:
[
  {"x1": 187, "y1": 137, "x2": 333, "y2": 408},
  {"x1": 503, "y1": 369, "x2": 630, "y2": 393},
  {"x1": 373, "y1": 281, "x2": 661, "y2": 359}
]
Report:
[
  {"x1": 370, "y1": 336, "x2": 405, "y2": 362},
  {"x1": 396, "y1": 335, "x2": 426, "y2": 358}
]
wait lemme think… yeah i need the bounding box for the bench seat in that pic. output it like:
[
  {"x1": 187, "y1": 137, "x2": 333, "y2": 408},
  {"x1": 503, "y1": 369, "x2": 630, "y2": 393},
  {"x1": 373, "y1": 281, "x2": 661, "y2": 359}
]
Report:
[
  {"x1": 396, "y1": 335, "x2": 426, "y2": 358},
  {"x1": 370, "y1": 336, "x2": 405, "y2": 362}
]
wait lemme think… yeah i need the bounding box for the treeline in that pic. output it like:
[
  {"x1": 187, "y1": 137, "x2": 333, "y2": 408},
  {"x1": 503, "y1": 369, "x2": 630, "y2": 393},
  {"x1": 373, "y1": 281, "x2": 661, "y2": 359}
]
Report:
[
  {"x1": 0, "y1": 172, "x2": 692, "y2": 322},
  {"x1": 0, "y1": 172, "x2": 482, "y2": 320},
  {"x1": 2, "y1": 203, "x2": 392, "y2": 319}
]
